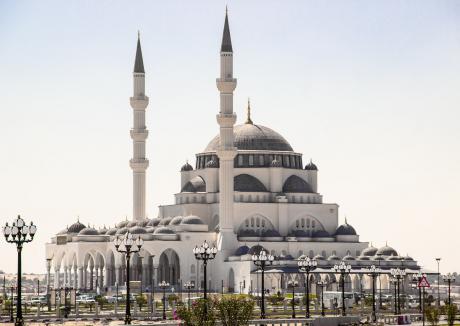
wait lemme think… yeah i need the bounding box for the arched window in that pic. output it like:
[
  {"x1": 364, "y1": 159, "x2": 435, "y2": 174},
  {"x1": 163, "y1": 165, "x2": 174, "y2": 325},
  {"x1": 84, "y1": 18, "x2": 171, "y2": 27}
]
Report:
[
  {"x1": 309, "y1": 250, "x2": 314, "y2": 258},
  {"x1": 282, "y1": 250, "x2": 287, "y2": 256},
  {"x1": 298, "y1": 250, "x2": 303, "y2": 257},
  {"x1": 245, "y1": 220, "x2": 249, "y2": 227},
  {"x1": 292, "y1": 196, "x2": 296, "y2": 203},
  {"x1": 248, "y1": 195, "x2": 252, "y2": 202},
  {"x1": 332, "y1": 250, "x2": 337, "y2": 256},
  {"x1": 261, "y1": 220, "x2": 265, "y2": 228},
  {"x1": 286, "y1": 155, "x2": 290, "y2": 167},
  {"x1": 301, "y1": 219, "x2": 305, "y2": 228},
  {"x1": 256, "y1": 218, "x2": 260, "y2": 227},
  {"x1": 321, "y1": 250, "x2": 326, "y2": 257},
  {"x1": 306, "y1": 219, "x2": 310, "y2": 227},
  {"x1": 356, "y1": 250, "x2": 360, "y2": 256},
  {"x1": 312, "y1": 220, "x2": 316, "y2": 228},
  {"x1": 186, "y1": 197, "x2": 189, "y2": 204},
  {"x1": 251, "y1": 218, "x2": 254, "y2": 227},
  {"x1": 240, "y1": 194, "x2": 243, "y2": 202},
  {"x1": 296, "y1": 220, "x2": 299, "y2": 228}
]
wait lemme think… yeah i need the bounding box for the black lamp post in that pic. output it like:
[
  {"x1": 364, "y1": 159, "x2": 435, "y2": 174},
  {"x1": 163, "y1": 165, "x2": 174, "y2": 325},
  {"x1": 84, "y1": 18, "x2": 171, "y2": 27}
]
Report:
[
  {"x1": 184, "y1": 281, "x2": 194, "y2": 310},
  {"x1": 364, "y1": 265, "x2": 381, "y2": 322},
  {"x1": 298, "y1": 257, "x2": 317, "y2": 318},
  {"x1": 332, "y1": 261, "x2": 351, "y2": 316},
  {"x1": 159, "y1": 280, "x2": 169, "y2": 320},
  {"x1": 412, "y1": 271, "x2": 423, "y2": 313},
  {"x1": 390, "y1": 277, "x2": 398, "y2": 315},
  {"x1": 3, "y1": 215, "x2": 37, "y2": 326},
  {"x1": 317, "y1": 280, "x2": 327, "y2": 316},
  {"x1": 443, "y1": 273, "x2": 455, "y2": 306},
  {"x1": 193, "y1": 240, "x2": 217, "y2": 317},
  {"x1": 114, "y1": 231, "x2": 143, "y2": 325},
  {"x1": 287, "y1": 280, "x2": 298, "y2": 318},
  {"x1": 391, "y1": 268, "x2": 406, "y2": 315},
  {"x1": 252, "y1": 249, "x2": 275, "y2": 319}
]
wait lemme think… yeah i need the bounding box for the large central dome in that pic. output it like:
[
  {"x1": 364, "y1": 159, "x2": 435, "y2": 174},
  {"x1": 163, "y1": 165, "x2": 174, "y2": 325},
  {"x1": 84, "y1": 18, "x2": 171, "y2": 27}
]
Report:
[{"x1": 205, "y1": 123, "x2": 293, "y2": 152}]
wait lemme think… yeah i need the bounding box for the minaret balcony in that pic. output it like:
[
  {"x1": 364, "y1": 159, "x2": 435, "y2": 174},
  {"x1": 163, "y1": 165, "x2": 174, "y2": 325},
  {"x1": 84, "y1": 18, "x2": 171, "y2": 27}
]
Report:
[
  {"x1": 130, "y1": 129, "x2": 149, "y2": 141},
  {"x1": 216, "y1": 113, "x2": 237, "y2": 127},
  {"x1": 130, "y1": 97, "x2": 149, "y2": 109},
  {"x1": 216, "y1": 79, "x2": 237, "y2": 93},
  {"x1": 130, "y1": 159, "x2": 149, "y2": 171}
]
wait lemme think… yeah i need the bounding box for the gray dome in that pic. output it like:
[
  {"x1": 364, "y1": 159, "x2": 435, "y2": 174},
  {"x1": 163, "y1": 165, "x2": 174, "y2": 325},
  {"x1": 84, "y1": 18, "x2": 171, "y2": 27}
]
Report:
[
  {"x1": 205, "y1": 160, "x2": 218, "y2": 168},
  {"x1": 106, "y1": 227, "x2": 118, "y2": 236},
  {"x1": 234, "y1": 174, "x2": 267, "y2": 192},
  {"x1": 335, "y1": 222, "x2": 357, "y2": 236},
  {"x1": 98, "y1": 226, "x2": 108, "y2": 235},
  {"x1": 403, "y1": 255, "x2": 414, "y2": 261},
  {"x1": 313, "y1": 254, "x2": 326, "y2": 260},
  {"x1": 235, "y1": 245, "x2": 250, "y2": 256},
  {"x1": 289, "y1": 229, "x2": 309, "y2": 237},
  {"x1": 145, "y1": 226, "x2": 155, "y2": 233},
  {"x1": 181, "y1": 176, "x2": 206, "y2": 193},
  {"x1": 376, "y1": 245, "x2": 398, "y2": 257},
  {"x1": 312, "y1": 230, "x2": 330, "y2": 238},
  {"x1": 282, "y1": 175, "x2": 313, "y2": 193},
  {"x1": 136, "y1": 219, "x2": 149, "y2": 227},
  {"x1": 181, "y1": 162, "x2": 193, "y2": 171},
  {"x1": 358, "y1": 256, "x2": 371, "y2": 261},
  {"x1": 239, "y1": 229, "x2": 258, "y2": 237},
  {"x1": 126, "y1": 221, "x2": 138, "y2": 228},
  {"x1": 116, "y1": 227, "x2": 128, "y2": 235},
  {"x1": 129, "y1": 226, "x2": 147, "y2": 234},
  {"x1": 78, "y1": 227, "x2": 99, "y2": 236},
  {"x1": 147, "y1": 218, "x2": 161, "y2": 227},
  {"x1": 248, "y1": 245, "x2": 266, "y2": 255},
  {"x1": 362, "y1": 246, "x2": 378, "y2": 256},
  {"x1": 271, "y1": 159, "x2": 282, "y2": 167},
  {"x1": 343, "y1": 255, "x2": 356, "y2": 261},
  {"x1": 261, "y1": 229, "x2": 281, "y2": 237},
  {"x1": 305, "y1": 160, "x2": 318, "y2": 171},
  {"x1": 154, "y1": 227, "x2": 176, "y2": 235},
  {"x1": 205, "y1": 124, "x2": 293, "y2": 152},
  {"x1": 159, "y1": 217, "x2": 173, "y2": 226},
  {"x1": 117, "y1": 220, "x2": 129, "y2": 228},
  {"x1": 387, "y1": 255, "x2": 402, "y2": 261},
  {"x1": 181, "y1": 215, "x2": 205, "y2": 225},
  {"x1": 68, "y1": 220, "x2": 86, "y2": 233},
  {"x1": 327, "y1": 254, "x2": 341, "y2": 261},
  {"x1": 170, "y1": 216, "x2": 183, "y2": 226}
]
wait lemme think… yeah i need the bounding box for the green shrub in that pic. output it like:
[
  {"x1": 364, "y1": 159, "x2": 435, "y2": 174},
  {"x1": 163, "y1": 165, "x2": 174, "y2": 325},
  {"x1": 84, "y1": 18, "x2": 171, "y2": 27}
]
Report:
[
  {"x1": 95, "y1": 295, "x2": 108, "y2": 310},
  {"x1": 446, "y1": 304, "x2": 458, "y2": 326},
  {"x1": 168, "y1": 293, "x2": 180, "y2": 306},
  {"x1": 425, "y1": 306, "x2": 440, "y2": 326},
  {"x1": 267, "y1": 293, "x2": 284, "y2": 306},
  {"x1": 216, "y1": 295, "x2": 255, "y2": 326},
  {"x1": 135, "y1": 294, "x2": 147, "y2": 310},
  {"x1": 177, "y1": 298, "x2": 216, "y2": 326}
]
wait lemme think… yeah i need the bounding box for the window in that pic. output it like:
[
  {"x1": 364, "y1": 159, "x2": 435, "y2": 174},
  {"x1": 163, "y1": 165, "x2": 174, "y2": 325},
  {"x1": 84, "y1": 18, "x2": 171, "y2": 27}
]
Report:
[
  {"x1": 356, "y1": 250, "x2": 360, "y2": 256},
  {"x1": 286, "y1": 156, "x2": 290, "y2": 167},
  {"x1": 332, "y1": 250, "x2": 337, "y2": 256},
  {"x1": 298, "y1": 250, "x2": 303, "y2": 257},
  {"x1": 309, "y1": 250, "x2": 314, "y2": 258},
  {"x1": 321, "y1": 250, "x2": 326, "y2": 257},
  {"x1": 251, "y1": 218, "x2": 254, "y2": 227},
  {"x1": 262, "y1": 220, "x2": 265, "y2": 227},
  {"x1": 248, "y1": 155, "x2": 254, "y2": 166},
  {"x1": 312, "y1": 220, "x2": 316, "y2": 228},
  {"x1": 245, "y1": 220, "x2": 249, "y2": 227},
  {"x1": 301, "y1": 219, "x2": 305, "y2": 228},
  {"x1": 259, "y1": 155, "x2": 264, "y2": 166},
  {"x1": 238, "y1": 155, "x2": 243, "y2": 166},
  {"x1": 256, "y1": 218, "x2": 260, "y2": 227},
  {"x1": 296, "y1": 220, "x2": 299, "y2": 228},
  {"x1": 248, "y1": 195, "x2": 252, "y2": 202},
  {"x1": 201, "y1": 196, "x2": 205, "y2": 203},
  {"x1": 306, "y1": 219, "x2": 310, "y2": 227}
]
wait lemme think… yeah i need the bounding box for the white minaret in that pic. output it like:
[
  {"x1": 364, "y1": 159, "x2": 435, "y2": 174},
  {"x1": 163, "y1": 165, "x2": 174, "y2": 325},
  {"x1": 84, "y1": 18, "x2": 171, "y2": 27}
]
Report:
[
  {"x1": 216, "y1": 11, "x2": 238, "y2": 250},
  {"x1": 129, "y1": 33, "x2": 149, "y2": 221}
]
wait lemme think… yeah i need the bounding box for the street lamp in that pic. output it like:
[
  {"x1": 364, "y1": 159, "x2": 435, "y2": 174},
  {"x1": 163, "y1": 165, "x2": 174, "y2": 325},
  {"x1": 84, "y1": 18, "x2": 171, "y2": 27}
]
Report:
[
  {"x1": 184, "y1": 281, "x2": 194, "y2": 310},
  {"x1": 287, "y1": 280, "x2": 298, "y2": 318},
  {"x1": 317, "y1": 280, "x2": 328, "y2": 316},
  {"x1": 390, "y1": 268, "x2": 406, "y2": 315},
  {"x1": 443, "y1": 273, "x2": 455, "y2": 306},
  {"x1": 332, "y1": 261, "x2": 352, "y2": 316},
  {"x1": 298, "y1": 257, "x2": 317, "y2": 318},
  {"x1": 252, "y1": 249, "x2": 275, "y2": 319},
  {"x1": 435, "y1": 258, "x2": 441, "y2": 307},
  {"x1": 3, "y1": 215, "x2": 37, "y2": 326},
  {"x1": 193, "y1": 240, "x2": 217, "y2": 316},
  {"x1": 159, "y1": 280, "x2": 169, "y2": 320},
  {"x1": 364, "y1": 265, "x2": 381, "y2": 322},
  {"x1": 412, "y1": 271, "x2": 424, "y2": 313},
  {"x1": 114, "y1": 231, "x2": 143, "y2": 324}
]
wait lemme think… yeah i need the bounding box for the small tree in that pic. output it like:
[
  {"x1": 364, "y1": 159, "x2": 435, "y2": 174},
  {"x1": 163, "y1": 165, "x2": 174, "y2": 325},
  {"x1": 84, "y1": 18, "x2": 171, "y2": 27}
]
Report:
[
  {"x1": 267, "y1": 293, "x2": 284, "y2": 306},
  {"x1": 95, "y1": 295, "x2": 108, "y2": 310},
  {"x1": 425, "y1": 306, "x2": 440, "y2": 326},
  {"x1": 168, "y1": 293, "x2": 180, "y2": 306},
  {"x1": 216, "y1": 295, "x2": 255, "y2": 326},
  {"x1": 177, "y1": 298, "x2": 216, "y2": 326},
  {"x1": 446, "y1": 304, "x2": 458, "y2": 326},
  {"x1": 136, "y1": 294, "x2": 147, "y2": 311}
]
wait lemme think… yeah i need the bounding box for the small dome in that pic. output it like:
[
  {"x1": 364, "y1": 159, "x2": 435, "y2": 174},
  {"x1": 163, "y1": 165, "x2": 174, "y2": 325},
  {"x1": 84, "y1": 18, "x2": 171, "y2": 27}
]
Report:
[
  {"x1": 335, "y1": 221, "x2": 357, "y2": 236},
  {"x1": 261, "y1": 229, "x2": 281, "y2": 237},
  {"x1": 387, "y1": 255, "x2": 402, "y2": 261},
  {"x1": 235, "y1": 245, "x2": 250, "y2": 256},
  {"x1": 239, "y1": 229, "x2": 258, "y2": 237},
  {"x1": 98, "y1": 226, "x2": 108, "y2": 235},
  {"x1": 312, "y1": 230, "x2": 330, "y2": 238},
  {"x1": 358, "y1": 256, "x2": 371, "y2": 261},
  {"x1": 362, "y1": 246, "x2": 378, "y2": 257},
  {"x1": 372, "y1": 255, "x2": 386, "y2": 261},
  {"x1": 271, "y1": 159, "x2": 282, "y2": 167},
  {"x1": 313, "y1": 254, "x2": 325, "y2": 260},
  {"x1": 147, "y1": 218, "x2": 161, "y2": 227},
  {"x1": 106, "y1": 227, "x2": 118, "y2": 236},
  {"x1": 181, "y1": 162, "x2": 193, "y2": 171},
  {"x1": 403, "y1": 255, "x2": 414, "y2": 261},
  {"x1": 170, "y1": 216, "x2": 183, "y2": 226},
  {"x1": 126, "y1": 221, "x2": 138, "y2": 228},
  {"x1": 328, "y1": 254, "x2": 341, "y2": 261},
  {"x1": 154, "y1": 227, "x2": 176, "y2": 235},
  {"x1": 248, "y1": 245, "x2": 266, "y2": 256},
  {"x1": 129, "y1": 226, "x2": 147, "y2": 234},
  {"x1": 289, "y1": 229, "x2": 309, "y2": 237},
  {"x1": 343, "y1": 255, "x2": 356, "y2": 261},
  {"x1": 116, "y1": 227, "x2": 128, "y2": 235},
  {"x1": 145, "y1": 226, "x2": 155, "y2": 233},
  {"x1": 181, "y1": 215, "x2": 205, "y2": 225},
  {"x1": 159, "y1": 217, "x2": 173, "y2": 226},
  {"x1": 181, "y1": 176, "x2": 206, "y2": 192},
  {"x1": 78, "y1": 227, "x2": 99, "y2": 236},
  {"x1": 57, "y1": 228, "x2": 68, "y2": 235},
  {"x1": 305, "y1": 160, "x2": 318, "y2": 171},
  {"x1": 116, "y1": 220, "x2": 129, "y2": 228},
  {"x1": 68, "y1": 220, "x2": 86, "y2": 233},
  {"x1": 376, "y1": 245, "x2": 398, "y2": 257},
  {"x1": 136, "y1": 219, "x2": 149, "y2": 227},
  {"x1": 205, "y1": 160, "x2": 218, "y2": 168}
]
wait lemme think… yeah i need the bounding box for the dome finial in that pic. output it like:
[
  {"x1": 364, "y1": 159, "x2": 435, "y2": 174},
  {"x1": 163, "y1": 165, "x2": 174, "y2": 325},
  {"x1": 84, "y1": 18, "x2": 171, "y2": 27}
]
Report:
[{"x1": 246, "y1": 98, "x2": 253, "y2": 124}]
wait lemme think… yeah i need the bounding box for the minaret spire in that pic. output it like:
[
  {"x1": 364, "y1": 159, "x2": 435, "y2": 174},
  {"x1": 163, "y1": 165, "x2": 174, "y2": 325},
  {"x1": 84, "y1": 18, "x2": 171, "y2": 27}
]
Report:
[
  {"x1": 245, "y1": 98, "x2": 253, "y2": 124},
  {"x1": 130, "y1": 32, "x2": 149, "y2": 221},
  {"x1": 216, "y1": 8, "x2": 237, "y2": 251}
]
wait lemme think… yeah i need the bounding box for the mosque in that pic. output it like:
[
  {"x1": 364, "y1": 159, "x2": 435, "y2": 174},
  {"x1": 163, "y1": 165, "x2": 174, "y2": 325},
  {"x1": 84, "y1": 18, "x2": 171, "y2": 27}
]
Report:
[{"x1": 45, "y1": 12, "x2": 420, "y2": 296}]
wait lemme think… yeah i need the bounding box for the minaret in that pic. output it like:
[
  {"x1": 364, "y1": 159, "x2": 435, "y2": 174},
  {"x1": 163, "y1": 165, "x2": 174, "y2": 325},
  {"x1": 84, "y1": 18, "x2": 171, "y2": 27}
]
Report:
[
  {"x1": 216, "y1": 10, "x2": 238, "y2": 250},
  {"x1": 129, "y1": 33, "x2": 149, "y2": 221}
]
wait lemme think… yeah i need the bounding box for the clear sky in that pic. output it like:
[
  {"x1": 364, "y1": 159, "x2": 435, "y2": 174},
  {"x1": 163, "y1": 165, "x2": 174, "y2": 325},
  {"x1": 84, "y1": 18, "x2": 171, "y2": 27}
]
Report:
[{"x1": 0, "y1": 0, "x2": 459, "y2": 275}]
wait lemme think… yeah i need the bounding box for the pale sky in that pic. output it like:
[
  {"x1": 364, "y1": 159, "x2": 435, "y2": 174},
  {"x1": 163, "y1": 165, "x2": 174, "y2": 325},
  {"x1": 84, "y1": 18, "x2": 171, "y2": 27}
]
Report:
[{"x1": 0, "y1": 0, "x2": 459, "y2": 274}]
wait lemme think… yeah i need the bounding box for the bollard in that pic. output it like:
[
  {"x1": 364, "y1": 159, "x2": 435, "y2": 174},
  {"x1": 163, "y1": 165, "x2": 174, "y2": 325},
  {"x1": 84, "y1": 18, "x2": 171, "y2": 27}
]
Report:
[
  {"x1": 36, "y1": 303, "x2": 41, "y2": 317},
  {"x1": 75, "y1": 303, "x2": 79, "y2": 317},
  {"x1": 114, "y1": 301, "x2": 118, "y2": 316},
  {"x1": 95, "y1": 302, "x2": 99, "y2": 317}
]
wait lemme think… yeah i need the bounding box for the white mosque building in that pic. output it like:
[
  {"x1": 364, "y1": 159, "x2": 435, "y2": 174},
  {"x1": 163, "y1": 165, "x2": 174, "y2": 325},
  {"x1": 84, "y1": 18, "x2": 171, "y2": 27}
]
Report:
[{"x1": 45, "y1": 12, "x2": 420, "y2": 296}]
